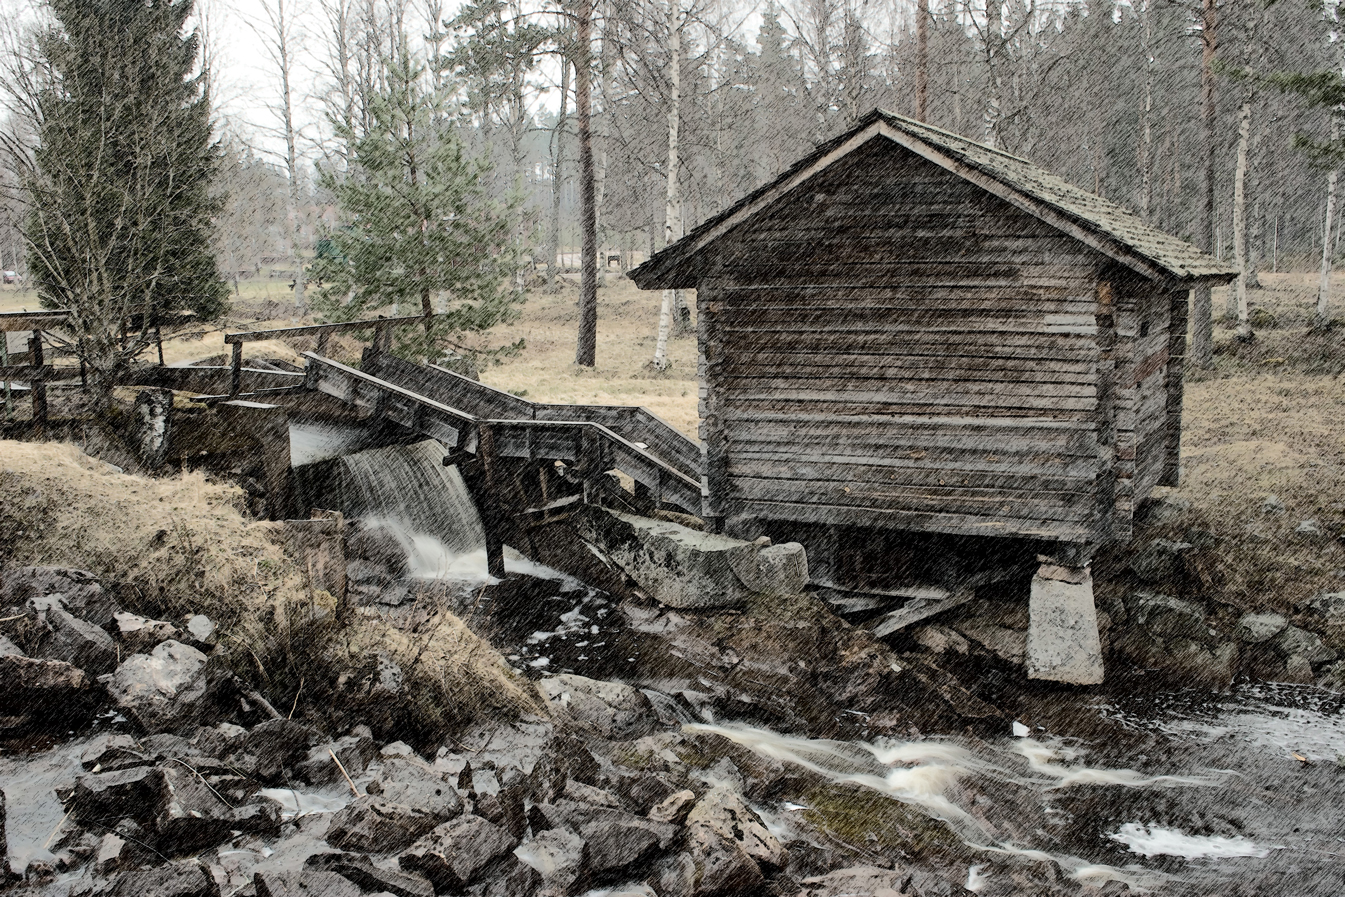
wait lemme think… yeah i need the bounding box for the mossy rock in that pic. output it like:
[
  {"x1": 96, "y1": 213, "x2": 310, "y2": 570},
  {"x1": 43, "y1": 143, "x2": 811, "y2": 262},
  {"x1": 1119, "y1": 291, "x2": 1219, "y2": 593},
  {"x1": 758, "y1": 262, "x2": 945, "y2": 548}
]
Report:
[{"x1": 801, "y1": 784, "x2": 968, "y2": 861}]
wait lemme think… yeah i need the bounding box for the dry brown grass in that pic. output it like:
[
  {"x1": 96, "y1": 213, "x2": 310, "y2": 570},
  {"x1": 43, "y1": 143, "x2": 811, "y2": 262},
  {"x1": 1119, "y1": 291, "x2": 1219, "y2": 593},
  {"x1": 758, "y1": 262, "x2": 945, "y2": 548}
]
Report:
[{"x1": 0, "y1": 439, "x2": 538, "y2": 738}]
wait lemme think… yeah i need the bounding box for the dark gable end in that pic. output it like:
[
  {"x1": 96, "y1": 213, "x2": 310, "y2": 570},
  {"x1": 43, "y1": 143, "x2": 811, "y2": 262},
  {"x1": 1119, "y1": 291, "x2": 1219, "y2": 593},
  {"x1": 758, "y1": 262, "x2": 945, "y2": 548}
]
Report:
[{"x1": 630, "y1": 109, "x2": 1238, "y2": 290}]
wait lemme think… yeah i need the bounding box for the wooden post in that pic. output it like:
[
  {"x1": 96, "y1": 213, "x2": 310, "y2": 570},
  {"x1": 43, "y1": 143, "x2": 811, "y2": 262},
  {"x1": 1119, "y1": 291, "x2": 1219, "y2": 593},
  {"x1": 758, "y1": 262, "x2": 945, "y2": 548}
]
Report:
[
  {"x1": 155, "y1": 322, "x2": 164, "y2": 366},
  {"x1": 458, "y1": 426, "x2": 506, "y2": 579},
  {"x1": 1, "y1": 332, "x2": 10, "y2": 423},
  {"x1": 229, "y1": 342, "x2": 243, "y2": 398},
  {"x1": 29, "y1": 334, "x2": 46, "y2": 435}
]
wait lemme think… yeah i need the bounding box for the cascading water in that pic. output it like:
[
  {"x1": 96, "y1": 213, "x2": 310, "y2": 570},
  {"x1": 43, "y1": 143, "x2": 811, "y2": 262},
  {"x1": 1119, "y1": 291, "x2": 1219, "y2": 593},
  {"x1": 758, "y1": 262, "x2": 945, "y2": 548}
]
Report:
[{"x1": 303, "y1": 438, "x2": 489, "y2": 579}]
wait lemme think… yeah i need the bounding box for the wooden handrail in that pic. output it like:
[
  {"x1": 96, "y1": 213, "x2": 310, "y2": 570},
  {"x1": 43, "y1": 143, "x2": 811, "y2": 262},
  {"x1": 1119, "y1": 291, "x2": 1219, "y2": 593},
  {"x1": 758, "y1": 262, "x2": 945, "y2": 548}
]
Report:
[
  {"x1": 223, "y1": 314, "x2": 431, "y2": 344},
  {"x1": 0, "y1": 310, "x2": 71, "y2": 332}
]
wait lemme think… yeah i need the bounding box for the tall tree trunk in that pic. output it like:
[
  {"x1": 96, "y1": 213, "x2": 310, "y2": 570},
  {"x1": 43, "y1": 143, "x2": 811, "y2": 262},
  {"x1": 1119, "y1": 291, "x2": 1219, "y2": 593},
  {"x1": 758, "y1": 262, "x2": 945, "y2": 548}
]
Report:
[
  {"x1": 1138, "y1": 0, "x2": 1154, "y2": 219},
  {"x1": 982, "y1": 0, "x2": 1003, "y2": 149},
  {"x1": 574, "y1": 0, "x2": 598, "y2": 367},
  {"x1": 1318, "y1": 114, "x2": 1340, "y2": 325},
  {"x1": 1190, "y1": 0, "x2": 1217, "y2": 369},
  {"x1": 915, "y1": 0, "x2": 928, "y2": 121},
  {"x1": 548, "y1": 57, "x2": 570, "y2": 287},
  {"x1": 1233, "y1": 98, "x2": 1251, "y2": 339},
  {"x1": 653, "y1": 0, "x2": 681, "y2": 371}
]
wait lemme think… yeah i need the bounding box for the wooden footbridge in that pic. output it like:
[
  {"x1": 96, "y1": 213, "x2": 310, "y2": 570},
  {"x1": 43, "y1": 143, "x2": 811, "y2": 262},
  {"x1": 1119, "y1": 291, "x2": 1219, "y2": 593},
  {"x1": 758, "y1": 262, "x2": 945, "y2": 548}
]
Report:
[{"x1": 214, "y1": 315, "x2": 704, "y2": 577}]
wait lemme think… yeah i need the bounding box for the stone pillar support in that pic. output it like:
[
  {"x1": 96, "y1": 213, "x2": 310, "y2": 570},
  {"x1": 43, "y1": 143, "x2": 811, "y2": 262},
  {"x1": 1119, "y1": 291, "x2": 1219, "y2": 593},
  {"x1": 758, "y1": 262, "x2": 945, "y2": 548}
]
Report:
[{"x1": 1027, "y1": 557, "x2": 1104, "y2": 685}]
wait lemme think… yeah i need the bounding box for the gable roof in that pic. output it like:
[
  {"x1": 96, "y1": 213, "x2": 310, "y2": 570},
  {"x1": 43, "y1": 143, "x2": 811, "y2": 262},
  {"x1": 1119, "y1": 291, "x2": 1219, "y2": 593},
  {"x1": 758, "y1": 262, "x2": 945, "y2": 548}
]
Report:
[{"x1": 630, "y1": 109, "x2": 1238, "y2": 290}]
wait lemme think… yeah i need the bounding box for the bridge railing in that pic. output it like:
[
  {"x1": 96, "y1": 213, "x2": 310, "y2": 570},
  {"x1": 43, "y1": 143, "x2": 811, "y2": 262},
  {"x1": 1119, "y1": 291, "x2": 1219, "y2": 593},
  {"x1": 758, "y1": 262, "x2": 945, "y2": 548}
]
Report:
[{"x1": 223, "y1": 314, "x2": 434, "y2": 398}]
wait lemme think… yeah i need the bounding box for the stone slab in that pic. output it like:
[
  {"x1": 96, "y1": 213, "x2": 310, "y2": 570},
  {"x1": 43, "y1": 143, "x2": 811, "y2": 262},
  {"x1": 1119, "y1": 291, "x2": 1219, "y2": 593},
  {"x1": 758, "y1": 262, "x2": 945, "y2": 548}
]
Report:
[{"x1": 1026, "y1": 567, "x2": 1104, "y2": 685}]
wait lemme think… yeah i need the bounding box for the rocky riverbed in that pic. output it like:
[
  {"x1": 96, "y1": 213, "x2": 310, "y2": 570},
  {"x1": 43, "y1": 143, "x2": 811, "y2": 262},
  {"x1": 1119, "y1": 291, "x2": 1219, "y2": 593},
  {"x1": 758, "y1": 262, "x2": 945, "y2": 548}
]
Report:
[{"x1": 4, "y1": 554, "x2": 1345, "y2": 897}]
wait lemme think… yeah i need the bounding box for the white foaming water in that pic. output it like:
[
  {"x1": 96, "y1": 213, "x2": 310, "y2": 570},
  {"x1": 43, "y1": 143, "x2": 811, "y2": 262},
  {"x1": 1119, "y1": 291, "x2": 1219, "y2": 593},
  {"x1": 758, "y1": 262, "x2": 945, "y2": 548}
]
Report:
[
  {"x1": 289, "y1": 421, "x2": 373, "y2": 467},
  {"x1": 1110, "y1": 823, "x2": 1271, "y2": 860},
  {"x1": 685, "y1": 720, "x2": 1234, "y2": 892},
  {"x1": 1015, "y1": 740, "x2": 1229, "y2": 789}
]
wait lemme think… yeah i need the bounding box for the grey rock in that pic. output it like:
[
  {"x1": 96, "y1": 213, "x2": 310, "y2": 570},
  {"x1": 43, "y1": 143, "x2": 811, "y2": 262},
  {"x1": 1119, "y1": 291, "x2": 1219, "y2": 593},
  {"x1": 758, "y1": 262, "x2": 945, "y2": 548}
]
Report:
[
  {"x1": 40, "y1": 606, "x2": 118, "y2": 674},
  {"x1": 581, "y1": 818, "x2": 662, "y2": 883},
  {"x1": 577, "y1": 507, "x2": 759, "y2": 609},
  {"x1": 324, "y1": 795, "x2": 441, "y2": 853},
  {"x1": 475, "y1": 785, "x2": 529, "y2": 842},
  {"x1": 648, "y1": 790, "x2": 696, "y2": 826},
  {"x1": 185, "y1": 615, "x2": 216, "y2": 643},
  {"x1": 798, "y1": 866, "x2": 912, "y2": 897},
  {"x1": 154, "y1": 764, "x2": 234, "y2": 853},
  {"x1": 684, "y1": 823, "x2": 763, "y2": 897},
  {"x1": 1131, "y1": 592, "x2": 1209, "y2": 642},
  {"x1": 614, "y1": 773, "x2": 676, "y2": 814},
  {"x1": 1129, "y1": 539, "x2": 1194, "y2": 583},
  {"x1": 1262, "y1": 495, "x2": 1287, "y2": 515},
  {"x1": 528, "y1": 801, "x2": 680, "y2": 851},
  {"x1": 0, "y1": 634, "x2": 23, "y2": 657},
  {"x1": 380, "y1": 740, "x2": 417, "y2": 759},
  {"x1": 1299, "y1": 591, "x2": 1345, "y2": 621},
  {"x1": 734, "y1": 542, "x2": 810, "y2": 596},
  {"x1": 1316, "y1": 660, "x2": 1345, "y2": 692},
  {"x1": 80, "y1": 734, "x2": 147, "y2": 772},
  {"x1": 482, "y1": 858, "x2": 543, "y2": 897},
  {"x1": 537, "y1": 674, "x2": 658, "y2": 741},
  {"x1": 399, "y1": 815, "x2": 518, "y2": 892},
  {"x1": 378, "y1": 756, "x2": 464, "y2": 822},
  {"x1": 109, "y1": 640, "x2": 211, "y2": 733},
  {"x1": 253, "y1": 870, "x2": 361, "y2": 897},
  {"x1": 114, "y1": 612, "x2": 182, "y2": 656},
  {"x1": 95, "y1": 820, "x2": 157, "y2": 874},
  {"x1": 913, "y1": 625, "x2": 969, "y2": 656},
  {"x1": 1235, "y1": 613, "x2": 1288, "y2": 644},
  {"x1": 1026, "y1": 570, "x2": 1103, "y2": 685},
  {"x1": 296, "y1": 733, "x2": 376, "y2": 786},
  {"x1": 306, "y1": 852, "x2": 434, "y2": 897},
  {"x1": 512, "y1": 828, "x2": 589, "y2": 896},
  {"x1": 1270, "y1": 625, "x2": 1337, "y2": 665},
  {"x1": 685, "y1": 785, "x2": 787, "y2": 872},
  {"x1": 956, "y1": 621, "x2": 1026, "y2": 665},
  {"x1": 96, "y1": 860, "x2": 220, "y2": 897},
  {"x1": 1284, "y1": 654, "x2": 1316, "y2": 684},
  {"x1": 240, "y1": 719, "x2": 321, "y2": 783},
  {"x1": 1137, "y1": 494, "x2": 1191, "y2": 526},
  {"x1": 1, "y1": 567, "x2": 117, "y2": 629},
  {"x1": 68, "y1": 766, "x2": 159, "y2": 826}
]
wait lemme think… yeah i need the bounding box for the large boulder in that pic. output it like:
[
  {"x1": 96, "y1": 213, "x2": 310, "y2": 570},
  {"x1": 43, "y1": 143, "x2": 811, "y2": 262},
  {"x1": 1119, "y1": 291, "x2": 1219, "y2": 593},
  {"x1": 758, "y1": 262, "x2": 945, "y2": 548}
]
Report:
[
  {"x1": 108, "y1": 640, "x2": 212, "y2": 733},
  {"x1": 1235, "y1": 613, "x2": 1287, "y2": 644},
  {"x1": 253, "y1": 870, "x2": 361, "y2": 897},
  {"x1": 797, "y1": 866, "x2": 913, "y2": 897},
  {"x1": 153, "y1": 764, "x2": 234, "y2": 853},
  {"x1": 1269, "y1": 625, "x2": 1337, "y2": 665},
  {"x1": 577, "y1": 508, "x2": 807, "y2": 609},
  {"x1": 1128, "y1": 539, "x2": 1193, "y2": 583},
  {"x1": 68, "y1": 766, "x2": 160, "y2": 827},
  {"x1": 1130, "y1": 592, "x2": 1209, "y2": 642},
  {"x1": 295, "y1": 732, "x2": 377, "y2": 786},
  {"x1": 305, "y1": 853, "x2": 434, "y2": 897},
  {"x1": 685, "y1": 785, "x2": 787, "y2": 872},
  {"x1": 39, "y1": 607, "x2": 118, "y2": 674},
  {"x1": 1, "y1": 566, "x2": 118, "y2": 629},
  {"x1": 95, "y1": 860, "x2": 220, "y2": 897},
  {"x1": 378, "y1": 756, "x2": 464, "y2": 822},
  {"x1": 237, "y1": 719, "x2": 322, "y2": 783},
  {"x1": 399, "y1": 815, "x2": 519, "y2": 892},
  {"x1": 324, "y1": 795, "x2": 441, "y2": 854},
  {"x1": 114, "y1": 612, "x2": 183, "y2": 656},
  {"x1": 512, "y1": 828, "x2": 589, "y2": 896},
  {"x1": 536, "y1": 675, "x2": 658, "y2": 741},
  {"x1": 0, "y1": 654, "x2": 103, "y2": 731}
]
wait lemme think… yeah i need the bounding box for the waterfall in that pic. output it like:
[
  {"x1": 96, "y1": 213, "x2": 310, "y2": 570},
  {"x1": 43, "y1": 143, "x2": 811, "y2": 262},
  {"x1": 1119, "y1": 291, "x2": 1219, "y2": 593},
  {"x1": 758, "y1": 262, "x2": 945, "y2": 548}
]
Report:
[{"x1": 302, "y1": 438, "x2": 488, "y2": 578}]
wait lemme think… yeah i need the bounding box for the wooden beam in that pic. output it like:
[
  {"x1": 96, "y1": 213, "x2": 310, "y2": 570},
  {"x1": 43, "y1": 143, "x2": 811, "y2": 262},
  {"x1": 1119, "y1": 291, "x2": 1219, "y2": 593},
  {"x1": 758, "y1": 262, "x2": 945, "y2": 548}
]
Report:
[
  {"x1": 0, "y1": 310, "x2": 71, "y2": 332},
  {"x1": 223, "y1": 314, "x2": 431, "y2": 344}
]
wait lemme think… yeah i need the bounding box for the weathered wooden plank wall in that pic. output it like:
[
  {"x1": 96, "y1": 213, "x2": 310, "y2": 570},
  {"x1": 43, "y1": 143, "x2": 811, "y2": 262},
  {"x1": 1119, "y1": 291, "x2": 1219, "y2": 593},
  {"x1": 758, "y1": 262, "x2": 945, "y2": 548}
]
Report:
[{"x1": 700, "y1": 139, "x2": 1118, "y2": 543}]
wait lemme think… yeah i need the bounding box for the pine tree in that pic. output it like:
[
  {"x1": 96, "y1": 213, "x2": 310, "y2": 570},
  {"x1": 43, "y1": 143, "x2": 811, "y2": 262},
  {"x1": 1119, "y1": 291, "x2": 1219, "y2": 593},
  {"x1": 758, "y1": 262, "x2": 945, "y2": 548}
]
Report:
[
  {"x1": 17, "y1": 0, "x2": 227, "y2": 409},
  {"x1": 310, "y1": 52, "x2": 525, "y2": 365}
]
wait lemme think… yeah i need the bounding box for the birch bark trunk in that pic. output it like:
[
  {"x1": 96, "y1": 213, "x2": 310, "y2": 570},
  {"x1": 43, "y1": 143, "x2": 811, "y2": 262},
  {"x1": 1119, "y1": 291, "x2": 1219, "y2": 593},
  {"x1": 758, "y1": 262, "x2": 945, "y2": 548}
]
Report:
[
  {"x1": 652, "y1": 0, "x2": 681, "y2": 371},
  {"x1": 1233, "y1": 98, "x2": 1251, "y2": 339}
]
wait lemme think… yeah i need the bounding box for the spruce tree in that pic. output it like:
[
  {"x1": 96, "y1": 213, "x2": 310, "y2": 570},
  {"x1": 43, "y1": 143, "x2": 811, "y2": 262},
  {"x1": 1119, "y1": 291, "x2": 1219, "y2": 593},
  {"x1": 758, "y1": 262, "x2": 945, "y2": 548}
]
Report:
[
  {"x1": 22, "y1": 0, "x2": 227, "y2": 409},
  {"x1": 310, "y1": 52, "x2": 524, "y2": 365}
]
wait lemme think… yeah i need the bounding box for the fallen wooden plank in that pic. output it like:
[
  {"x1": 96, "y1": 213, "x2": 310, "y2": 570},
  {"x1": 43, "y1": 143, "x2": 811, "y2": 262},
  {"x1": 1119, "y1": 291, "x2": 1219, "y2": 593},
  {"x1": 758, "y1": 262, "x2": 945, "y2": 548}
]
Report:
[{"x1": 869, "y1": 588, "x2": 975, "y2": 638}]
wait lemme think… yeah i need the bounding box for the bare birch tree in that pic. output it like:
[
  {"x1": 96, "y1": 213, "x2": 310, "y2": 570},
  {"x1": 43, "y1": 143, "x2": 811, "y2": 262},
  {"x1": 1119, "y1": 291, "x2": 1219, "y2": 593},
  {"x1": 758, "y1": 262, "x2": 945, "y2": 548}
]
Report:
[{"x1": 652, "y1": 0, "x2": 681, "y2": 371}]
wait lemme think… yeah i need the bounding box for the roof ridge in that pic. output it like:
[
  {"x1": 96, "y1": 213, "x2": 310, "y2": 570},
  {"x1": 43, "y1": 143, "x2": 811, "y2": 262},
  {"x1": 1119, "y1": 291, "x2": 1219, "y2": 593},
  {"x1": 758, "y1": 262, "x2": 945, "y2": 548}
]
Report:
[{"x1": 874, "y1": 108, "x2": 1035, "y2": 166}]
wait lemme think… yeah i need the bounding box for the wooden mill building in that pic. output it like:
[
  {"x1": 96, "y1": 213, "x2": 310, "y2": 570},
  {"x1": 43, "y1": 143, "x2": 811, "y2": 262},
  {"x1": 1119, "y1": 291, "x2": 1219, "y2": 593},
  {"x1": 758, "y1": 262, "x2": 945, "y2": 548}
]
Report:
[{"x1": 630, "y1": 109, "x2": 1236, "y2": 591}]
